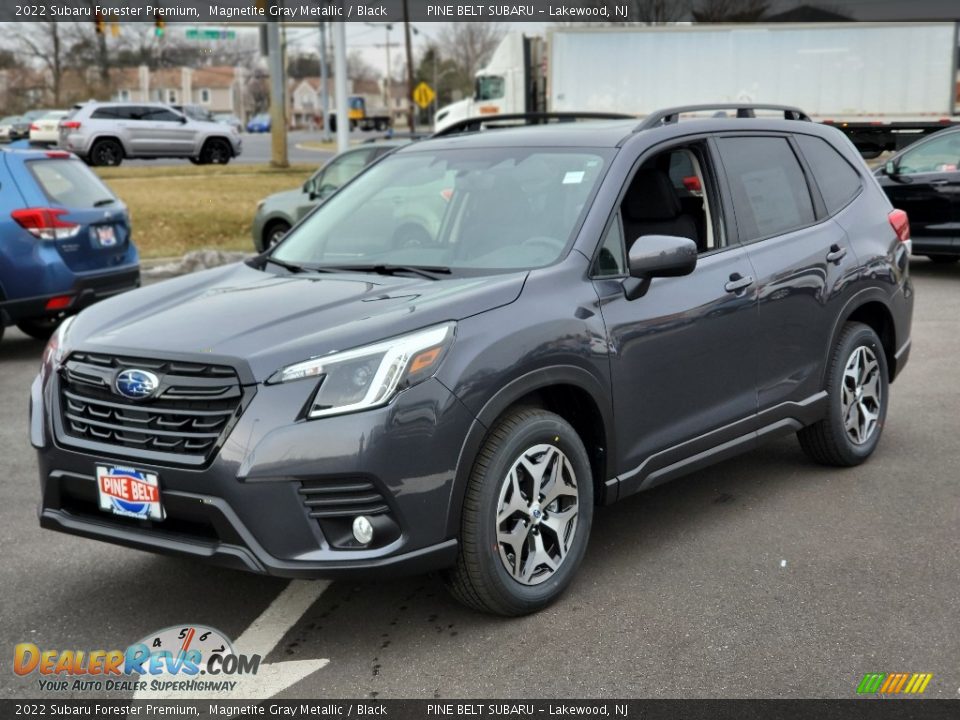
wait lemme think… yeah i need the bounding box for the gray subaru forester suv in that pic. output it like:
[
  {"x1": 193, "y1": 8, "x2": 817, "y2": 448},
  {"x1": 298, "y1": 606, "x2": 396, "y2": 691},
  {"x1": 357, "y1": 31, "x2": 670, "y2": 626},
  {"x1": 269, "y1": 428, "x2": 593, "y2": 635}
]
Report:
[
  {"x1": 59, "y1": 102, "x2": 242, "y2": 166},
  {"x1": 32, "y1": 105, "x2": 913, "y2": 615}
]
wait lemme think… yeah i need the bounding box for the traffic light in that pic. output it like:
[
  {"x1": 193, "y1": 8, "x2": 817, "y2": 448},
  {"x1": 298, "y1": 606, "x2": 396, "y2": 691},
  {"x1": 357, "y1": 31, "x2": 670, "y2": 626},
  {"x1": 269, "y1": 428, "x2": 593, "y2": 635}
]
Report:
[
  {"x1": 94, "y1": 13, "x2": 105, "y2": 35},
  {"x1": 154, "y1": 18, "x2": 166, "y2": 38}
]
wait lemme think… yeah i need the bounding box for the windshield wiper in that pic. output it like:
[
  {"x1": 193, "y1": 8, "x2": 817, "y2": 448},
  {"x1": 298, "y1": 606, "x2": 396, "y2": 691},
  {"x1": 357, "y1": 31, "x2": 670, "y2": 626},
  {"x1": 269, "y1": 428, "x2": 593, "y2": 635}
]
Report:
[
  {"x1": 265, "y1": 257, "x2": 336, "y2": 274},
  {"x1": 93, "y1": 198, "x2": 116, "y2": 207},
  {"x1": 328, "y1": 264, "x2": 452, "y2": 281}
]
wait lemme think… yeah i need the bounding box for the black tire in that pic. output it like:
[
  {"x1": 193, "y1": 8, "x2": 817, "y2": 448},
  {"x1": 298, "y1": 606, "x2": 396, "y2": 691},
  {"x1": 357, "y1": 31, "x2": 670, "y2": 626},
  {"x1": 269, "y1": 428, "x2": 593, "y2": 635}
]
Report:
[
  {"x1": 199, "y1": 138, "x2": 231, "y2": 165},
  {"x1": 926, "y1": 256, "x2": 958, "y2": 265},
  {"x1": 798, "y1": 322, "x2": 889, "y2": 467},
  {"x1": 445, "y1": 407, "x2": 594, "y2": 616},
  {"x1": 263, "y1": 220, "x2": 291, "y2": 249},
  {"x1": 349, "y1": 120, "x2": 357, "y2": 131},
  {"x1": 0, "y1": 324, "x2": 5, "y2": 344},
  {"x1": 89, "y1": 139, "x2": 123, "y2": 167},
  {"x1": 16, "y1": 317, "x2": 61, "y2": 341}
]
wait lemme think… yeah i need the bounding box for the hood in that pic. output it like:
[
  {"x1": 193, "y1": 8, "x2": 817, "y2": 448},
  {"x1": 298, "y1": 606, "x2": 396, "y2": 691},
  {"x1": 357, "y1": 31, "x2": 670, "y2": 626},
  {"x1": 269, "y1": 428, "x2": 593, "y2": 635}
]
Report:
[
  {"x1": 68, "y1": 262, "x2": 526, "y2": 382},
  {"x1": 434, "y1": 99, "x2": 473, "y2": 133},
  {"x1": 262, "y1": 187, "x2": 305, "y2": 212}
]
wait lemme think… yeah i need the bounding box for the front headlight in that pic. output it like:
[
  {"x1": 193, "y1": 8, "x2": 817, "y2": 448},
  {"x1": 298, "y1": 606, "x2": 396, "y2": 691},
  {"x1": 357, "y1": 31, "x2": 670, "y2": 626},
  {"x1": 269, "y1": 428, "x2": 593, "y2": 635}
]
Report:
[
  {"x1": 41, "y1": 315, "x2": 77, "y2": 378},
  {"x1": 269, "y1": 322, "x2": 455, "y2": 419}
]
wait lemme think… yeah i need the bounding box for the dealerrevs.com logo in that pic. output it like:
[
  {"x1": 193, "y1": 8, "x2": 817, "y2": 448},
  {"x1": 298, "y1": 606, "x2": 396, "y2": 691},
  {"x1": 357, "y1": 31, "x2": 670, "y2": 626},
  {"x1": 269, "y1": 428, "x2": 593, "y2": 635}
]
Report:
[
  {"x1": 13, "y1": 624, "x2": 260, "y2": 693},
  {"x1": 856, "y1": 672, "x2": 933, "y2": 695}
]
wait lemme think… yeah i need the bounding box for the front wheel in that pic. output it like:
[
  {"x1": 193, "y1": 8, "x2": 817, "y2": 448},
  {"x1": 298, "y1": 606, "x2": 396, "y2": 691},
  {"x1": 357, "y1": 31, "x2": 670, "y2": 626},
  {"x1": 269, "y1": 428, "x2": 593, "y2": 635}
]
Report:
[
  {"x1": 798, "y1": 322, "x2": 889, "y2": 466},
  {"x1": 445, "y1": 408, "x2": 593, "y2": 616},
  {"x1": 199, "y1": 139, "x2": 231, "y2": 165}
]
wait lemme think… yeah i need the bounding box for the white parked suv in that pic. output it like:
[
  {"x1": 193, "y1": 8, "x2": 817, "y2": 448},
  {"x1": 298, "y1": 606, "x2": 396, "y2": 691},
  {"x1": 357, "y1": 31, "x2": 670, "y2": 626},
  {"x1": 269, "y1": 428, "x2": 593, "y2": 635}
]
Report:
[{"x1": 59, "y1": 102, "x2": 242, "y2": 166}]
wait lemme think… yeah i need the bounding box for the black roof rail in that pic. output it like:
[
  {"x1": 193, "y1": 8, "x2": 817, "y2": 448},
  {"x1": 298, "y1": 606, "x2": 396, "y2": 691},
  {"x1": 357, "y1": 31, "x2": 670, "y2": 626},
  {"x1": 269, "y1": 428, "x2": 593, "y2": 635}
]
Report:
[
  {"x1": 432, "y1": 112, "x2": 635, "y2": 138},
  {"x1": 636, "y1": 104, "x2": 811, "y2": 131}
]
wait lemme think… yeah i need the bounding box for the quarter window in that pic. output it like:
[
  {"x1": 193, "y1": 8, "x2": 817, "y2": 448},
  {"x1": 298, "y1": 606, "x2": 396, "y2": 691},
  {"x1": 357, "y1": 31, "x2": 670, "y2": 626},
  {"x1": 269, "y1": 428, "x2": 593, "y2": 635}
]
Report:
[
  {"x1": 716, "y1": 137, "x2": 815, "y2": 242},
  {"x1": 795, "y1": 134, "x2": 862, "y2": 214},
  {"x1": 594, "y1": 214, "x2": 626, "y2": 277}
]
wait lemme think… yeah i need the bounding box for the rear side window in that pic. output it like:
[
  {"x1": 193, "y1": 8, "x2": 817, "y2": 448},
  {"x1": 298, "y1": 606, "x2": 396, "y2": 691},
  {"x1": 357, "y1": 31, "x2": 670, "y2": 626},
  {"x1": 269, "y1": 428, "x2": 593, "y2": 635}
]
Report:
[
  {"x1": 795, "y1": 135, "x2": 862, "y2": 214},
  {"x1": 92, "y1": 106, "x2": 140, "y2": 120},
  {"x1": 29, "y1": 160, "x2": 116, "y2": 207},
  {"x1": 716, "y1": 136, "x2": 815, "y2": 242}
]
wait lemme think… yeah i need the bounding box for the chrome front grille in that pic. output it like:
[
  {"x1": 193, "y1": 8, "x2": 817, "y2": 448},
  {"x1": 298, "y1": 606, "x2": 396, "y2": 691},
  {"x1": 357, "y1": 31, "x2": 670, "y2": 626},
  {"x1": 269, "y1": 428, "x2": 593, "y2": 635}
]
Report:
[{"x1": 58, "y1": 352, "x2": 244, "y2": 463}]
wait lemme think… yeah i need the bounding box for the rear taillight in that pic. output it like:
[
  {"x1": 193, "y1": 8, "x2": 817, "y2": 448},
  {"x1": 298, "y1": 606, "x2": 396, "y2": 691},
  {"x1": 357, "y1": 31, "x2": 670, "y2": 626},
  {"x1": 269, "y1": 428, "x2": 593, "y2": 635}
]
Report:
[
  {"x1": 29, "y1": 123, "x2": 39, "y2": 131},
  {"x1": 888, "y1": 209, "x2": 910, "y2": 244},
  {"x1": 45, "y1": 151, "x2": 71, "y2": 159},
  {"x1": 11, "y1": 208, "x2": 81, "y2": 240},
  {"x1": 61, "y1": 121, "x2": 81, "y2": 130}
]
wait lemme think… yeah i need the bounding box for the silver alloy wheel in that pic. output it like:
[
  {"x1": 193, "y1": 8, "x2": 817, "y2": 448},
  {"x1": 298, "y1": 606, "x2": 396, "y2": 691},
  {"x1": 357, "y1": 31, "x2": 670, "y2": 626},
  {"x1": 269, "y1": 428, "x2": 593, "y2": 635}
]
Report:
[
  {"x1": 496, "y1": 444, "x2": 579, "y2": 586},
  {"x1": 841, "y1": 345, "x2": 882, "y2": 445}
]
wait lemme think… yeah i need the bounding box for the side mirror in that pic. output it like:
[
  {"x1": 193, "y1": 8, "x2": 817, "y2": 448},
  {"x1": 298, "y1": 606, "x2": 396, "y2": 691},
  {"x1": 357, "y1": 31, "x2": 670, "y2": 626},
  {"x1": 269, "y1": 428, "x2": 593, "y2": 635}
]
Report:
[
  {"x1": 179, "y1": 115, "x2": 188, "y2": 124},
  {"x1": 884, "y1": 159, "x2": 898, "y2": 176},
  {"x1": 623, "y1": 235, "x2": 698, "y2": 300}
]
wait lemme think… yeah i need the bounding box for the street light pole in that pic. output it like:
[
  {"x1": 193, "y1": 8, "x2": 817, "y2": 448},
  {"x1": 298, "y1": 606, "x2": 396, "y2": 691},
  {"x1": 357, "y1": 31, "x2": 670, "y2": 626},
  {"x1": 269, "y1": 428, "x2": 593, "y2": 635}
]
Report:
[
  {"x1": 267, "y1": 19, "x2": 288, "y2": 167},
  {"x1": 333, "y1": 20, "x2": 349, "y2": 153},
  {"x1": 319, "y1": 21, "x2": 331, "y2": 141},
  {"x1": 402, "y1": 0, "x2": 415, "y2": 132}
]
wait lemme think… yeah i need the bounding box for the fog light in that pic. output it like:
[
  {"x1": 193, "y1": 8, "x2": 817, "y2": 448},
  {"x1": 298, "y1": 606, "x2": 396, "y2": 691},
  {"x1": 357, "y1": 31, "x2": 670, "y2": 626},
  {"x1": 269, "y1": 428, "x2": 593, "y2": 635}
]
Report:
[{"x1": 352, "y1": 515, "x2": 374, "y2": 545}]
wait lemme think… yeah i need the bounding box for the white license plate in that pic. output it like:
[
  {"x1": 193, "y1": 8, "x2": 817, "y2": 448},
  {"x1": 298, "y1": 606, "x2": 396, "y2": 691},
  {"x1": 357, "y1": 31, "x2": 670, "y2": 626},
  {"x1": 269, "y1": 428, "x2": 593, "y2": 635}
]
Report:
[
  {"x1": 96, "y1": 465, "x2": 165, "y2": 521},
  {"x1": 95, "y1": 225, "x2": 117, "y2": 247}
]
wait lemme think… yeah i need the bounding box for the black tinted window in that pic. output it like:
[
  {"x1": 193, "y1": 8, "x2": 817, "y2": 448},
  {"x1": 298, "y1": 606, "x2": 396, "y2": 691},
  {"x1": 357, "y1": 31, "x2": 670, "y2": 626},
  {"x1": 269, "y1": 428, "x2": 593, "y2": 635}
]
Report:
[
  {"x1": 717, "y1": 137, "x2": 815, "y2": 242},
  {"x1": 796, "y1": 135, "x2": 862, "y2": 214},
  {"x1": 141, "y1": 107, "x2": 182, "y2": 122}
]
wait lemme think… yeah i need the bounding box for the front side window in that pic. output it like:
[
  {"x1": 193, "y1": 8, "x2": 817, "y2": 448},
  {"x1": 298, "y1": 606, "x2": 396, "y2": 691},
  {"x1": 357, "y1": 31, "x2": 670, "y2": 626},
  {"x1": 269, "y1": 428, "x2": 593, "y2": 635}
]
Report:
[
  {"x1": 274, "y1": 147, "x2": 611, "y2": 273},
  {"x1": 475, "y1": 76, "x2": 505, "y2": 101},
  {"x1": 795, "y1": 134, "x2": 863, "y2": 214},
  {"x1": 716, "y1": 136, "x2": 815, "y2": 242},
  {"x1": 142, "y1": 107, "x2": 182, "y2": 122},
  {"x1": 896, "y1": 132, "x2": 960, "y2": 175}
]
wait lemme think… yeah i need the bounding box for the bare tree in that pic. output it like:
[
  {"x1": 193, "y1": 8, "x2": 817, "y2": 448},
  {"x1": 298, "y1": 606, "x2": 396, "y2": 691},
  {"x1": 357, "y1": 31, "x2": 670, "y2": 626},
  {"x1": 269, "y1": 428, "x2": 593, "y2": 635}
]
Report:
[
  {"x1": 436, "y1": 22, "x2": 505, "y2": 97},
  {"x1": 347, "y1": 49, "x2": 377, "y2": 83},
  {"x1": 690, "y1": 0, "x2": 769, "y2": 21},
  {"x1": 13, "y1": 22, "x2": 65, "y2": 105}
]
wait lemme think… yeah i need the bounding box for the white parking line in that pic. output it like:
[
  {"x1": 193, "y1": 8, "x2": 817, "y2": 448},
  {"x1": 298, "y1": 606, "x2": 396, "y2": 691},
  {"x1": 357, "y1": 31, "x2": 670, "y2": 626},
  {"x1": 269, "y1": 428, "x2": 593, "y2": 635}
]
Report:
[{"x1": 132, "y1": 580, "x2": 331, "y2": 701}]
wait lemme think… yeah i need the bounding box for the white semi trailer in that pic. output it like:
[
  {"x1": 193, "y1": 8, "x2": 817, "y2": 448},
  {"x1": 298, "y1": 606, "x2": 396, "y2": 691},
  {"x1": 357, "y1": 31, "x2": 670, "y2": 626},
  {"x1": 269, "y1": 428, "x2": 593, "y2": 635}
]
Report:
[{"x1": 434, "y1": 23, "x2": 960, "y2": 156}]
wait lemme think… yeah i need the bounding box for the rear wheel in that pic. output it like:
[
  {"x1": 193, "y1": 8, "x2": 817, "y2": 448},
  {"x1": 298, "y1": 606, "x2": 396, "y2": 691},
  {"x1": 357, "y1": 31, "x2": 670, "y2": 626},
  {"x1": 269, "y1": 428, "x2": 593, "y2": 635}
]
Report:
[
  {"x1": 263, "y1": 220, "x2": 291, "y2": 249},
  {"x1": 798, "y1": 322, "x2": 889, "y2": 467},
  {"x1": 89, "y1": 139, "x2": 123, "y2": 167},
  {"x1": 445, "y1": 408, "x2": 593, "y2": 616},
  {"x1": 16, "y1": 317, "x2": 61, "y2": 341},
  {"x1": 926, "y1": 256, "x2": 958, "y2": 264},
  {"x1": 199, "y1": 139, "x2": 231, "y2": 165}
]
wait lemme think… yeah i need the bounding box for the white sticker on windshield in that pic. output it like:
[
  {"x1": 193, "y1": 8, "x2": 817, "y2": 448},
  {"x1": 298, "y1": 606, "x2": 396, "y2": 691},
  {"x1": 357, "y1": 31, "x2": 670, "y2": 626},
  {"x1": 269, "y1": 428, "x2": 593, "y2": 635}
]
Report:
[{"x1": 562, "y1": 171, "x2": 585, "y2": 185}]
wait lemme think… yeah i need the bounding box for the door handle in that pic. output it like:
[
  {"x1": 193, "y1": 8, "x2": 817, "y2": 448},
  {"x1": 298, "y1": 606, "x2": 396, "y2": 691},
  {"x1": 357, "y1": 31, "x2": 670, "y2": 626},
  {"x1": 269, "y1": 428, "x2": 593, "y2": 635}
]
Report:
[
  {"x1": 724, "y1": 273, "x2": 754, "y2": 293},
  {"x1": 826, "y1": 244, "x2": 847, "y2": 264},
  {"x1": 928, "y1": 179, "x2": 949, "y2": 186}
]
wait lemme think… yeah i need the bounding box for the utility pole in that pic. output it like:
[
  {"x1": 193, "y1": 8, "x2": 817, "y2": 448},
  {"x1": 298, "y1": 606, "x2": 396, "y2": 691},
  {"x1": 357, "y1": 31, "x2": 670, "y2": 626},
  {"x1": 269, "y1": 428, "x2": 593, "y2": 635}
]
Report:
[
  {"x1": 267, "y1": 19, "x2": 288, "y2": 167},
  {"x1": 319, "y1": 22, "x2": 331, "y2": 141},
  {"x1": 333, "y1": 20, "x2": 349, "y2": 153},
  {"x1": 402, "y1": 0, "x2": 415, "y2": 132}
]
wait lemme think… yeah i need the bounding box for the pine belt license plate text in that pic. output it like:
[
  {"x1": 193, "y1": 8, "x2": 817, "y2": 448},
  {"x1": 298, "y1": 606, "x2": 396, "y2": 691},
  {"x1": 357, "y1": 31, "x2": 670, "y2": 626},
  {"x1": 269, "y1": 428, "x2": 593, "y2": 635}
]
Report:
[
  {"x1": 96, "y1": 465, "x2": 165, "y2": 521},
  {"x1": 95, "y1": 225, "x2": 117, "y2": 247}
]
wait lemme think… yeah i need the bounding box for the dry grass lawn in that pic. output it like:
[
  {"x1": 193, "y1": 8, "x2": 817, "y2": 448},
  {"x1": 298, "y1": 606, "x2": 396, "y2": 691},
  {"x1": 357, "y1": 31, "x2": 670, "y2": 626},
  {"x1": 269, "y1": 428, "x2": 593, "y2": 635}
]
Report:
[{"x1": 94, "y1": 164, "x2": 315, "y2": 258}]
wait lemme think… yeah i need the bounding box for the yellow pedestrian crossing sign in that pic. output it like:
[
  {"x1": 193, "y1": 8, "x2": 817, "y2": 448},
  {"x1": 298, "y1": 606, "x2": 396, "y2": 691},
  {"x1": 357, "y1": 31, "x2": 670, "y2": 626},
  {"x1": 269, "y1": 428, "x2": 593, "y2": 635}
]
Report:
[{"x1": 413, "y1": 82, "x2": 436, "y2": 110}]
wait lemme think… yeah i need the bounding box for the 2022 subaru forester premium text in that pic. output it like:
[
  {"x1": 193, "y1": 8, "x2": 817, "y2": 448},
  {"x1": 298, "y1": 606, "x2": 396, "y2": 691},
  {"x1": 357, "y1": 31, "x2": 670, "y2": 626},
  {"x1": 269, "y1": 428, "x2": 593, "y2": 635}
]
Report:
[{"x1": 32, "y1": 107, "x2": 914, "y2": 616}]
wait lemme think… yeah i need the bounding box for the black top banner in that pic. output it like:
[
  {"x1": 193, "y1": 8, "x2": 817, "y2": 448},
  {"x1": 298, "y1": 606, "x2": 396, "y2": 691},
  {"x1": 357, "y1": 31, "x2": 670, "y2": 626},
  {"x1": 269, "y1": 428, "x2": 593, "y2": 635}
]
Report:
[{"x1": 1, "y1": 0, "x2": 959, "y2": 23}]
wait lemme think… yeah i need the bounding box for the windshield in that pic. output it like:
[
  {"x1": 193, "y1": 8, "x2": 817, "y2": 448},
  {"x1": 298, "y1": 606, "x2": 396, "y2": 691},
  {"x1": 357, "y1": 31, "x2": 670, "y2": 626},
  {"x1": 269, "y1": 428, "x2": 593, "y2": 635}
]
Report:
[
  {"x1": 272, "y1": 146, "x2": 611, "y2": 274},
  {"x1": 475, "y1": 76, "x2": 505, "y2": 101}
]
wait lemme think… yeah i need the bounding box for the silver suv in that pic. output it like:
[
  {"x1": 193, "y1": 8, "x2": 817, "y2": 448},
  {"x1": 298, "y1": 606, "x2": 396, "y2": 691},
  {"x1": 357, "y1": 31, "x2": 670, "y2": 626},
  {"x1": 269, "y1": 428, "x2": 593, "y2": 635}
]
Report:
[{"x1": 59, "y1": 102, "x2": 242, "y2": 167}]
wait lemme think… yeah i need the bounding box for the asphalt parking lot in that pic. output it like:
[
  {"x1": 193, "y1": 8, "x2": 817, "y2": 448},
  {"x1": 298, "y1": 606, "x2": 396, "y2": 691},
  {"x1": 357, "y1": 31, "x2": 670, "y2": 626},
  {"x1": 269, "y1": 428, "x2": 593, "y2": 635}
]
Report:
[{"x1": 1, "y1": 259, "x2": 958, "y2": 700}]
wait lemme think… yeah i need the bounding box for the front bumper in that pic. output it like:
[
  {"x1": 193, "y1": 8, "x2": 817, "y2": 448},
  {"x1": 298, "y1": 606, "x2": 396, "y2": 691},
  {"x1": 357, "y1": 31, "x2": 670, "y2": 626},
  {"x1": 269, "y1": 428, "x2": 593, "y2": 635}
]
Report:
[{"x1": 33, "y1": 368, "x2": 476, "y2": 579}]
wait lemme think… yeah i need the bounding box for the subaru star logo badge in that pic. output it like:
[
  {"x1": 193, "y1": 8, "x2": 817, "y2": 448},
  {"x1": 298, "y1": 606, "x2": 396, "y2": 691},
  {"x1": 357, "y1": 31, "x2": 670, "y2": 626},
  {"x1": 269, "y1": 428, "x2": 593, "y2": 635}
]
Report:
[{"x1": 115, "y1": 369, "x2": 159, "y2": 400}]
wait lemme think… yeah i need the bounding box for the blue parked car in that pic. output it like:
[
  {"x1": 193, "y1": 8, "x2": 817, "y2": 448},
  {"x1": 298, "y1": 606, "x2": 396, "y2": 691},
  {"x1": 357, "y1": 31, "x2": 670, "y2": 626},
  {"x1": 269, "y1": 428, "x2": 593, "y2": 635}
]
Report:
[
  {"x1": 0, "y1": 148, "x2": 139, "y2": 342},
  {"x1": 246, "y1": 113, "x2": 271, "y2": 133}
]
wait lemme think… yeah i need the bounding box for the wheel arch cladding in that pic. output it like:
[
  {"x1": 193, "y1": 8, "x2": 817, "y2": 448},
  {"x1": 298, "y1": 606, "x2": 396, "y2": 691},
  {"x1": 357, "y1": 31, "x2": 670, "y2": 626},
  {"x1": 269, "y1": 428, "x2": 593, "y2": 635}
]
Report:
[
  {"x1": 845, "y1": 301, "x2": 897, "y2": 381},
  {"x1": 445, "y1": 367, "x2": 614, "y2": 538}
]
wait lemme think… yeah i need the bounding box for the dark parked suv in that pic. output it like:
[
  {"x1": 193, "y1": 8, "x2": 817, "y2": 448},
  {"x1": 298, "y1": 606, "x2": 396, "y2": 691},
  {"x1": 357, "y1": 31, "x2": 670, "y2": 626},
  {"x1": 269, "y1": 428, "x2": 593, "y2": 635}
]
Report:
[{"x1": 32, "y1": 105, "x2": 913, "y2": 616}]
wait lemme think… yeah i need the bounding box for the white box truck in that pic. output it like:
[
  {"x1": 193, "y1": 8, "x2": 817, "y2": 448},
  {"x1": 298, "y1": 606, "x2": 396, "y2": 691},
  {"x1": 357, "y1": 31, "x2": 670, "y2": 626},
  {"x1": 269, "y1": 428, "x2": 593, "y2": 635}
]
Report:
[{"x1": 434, "y1": 23, "x2": 960, "y2": 156}]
